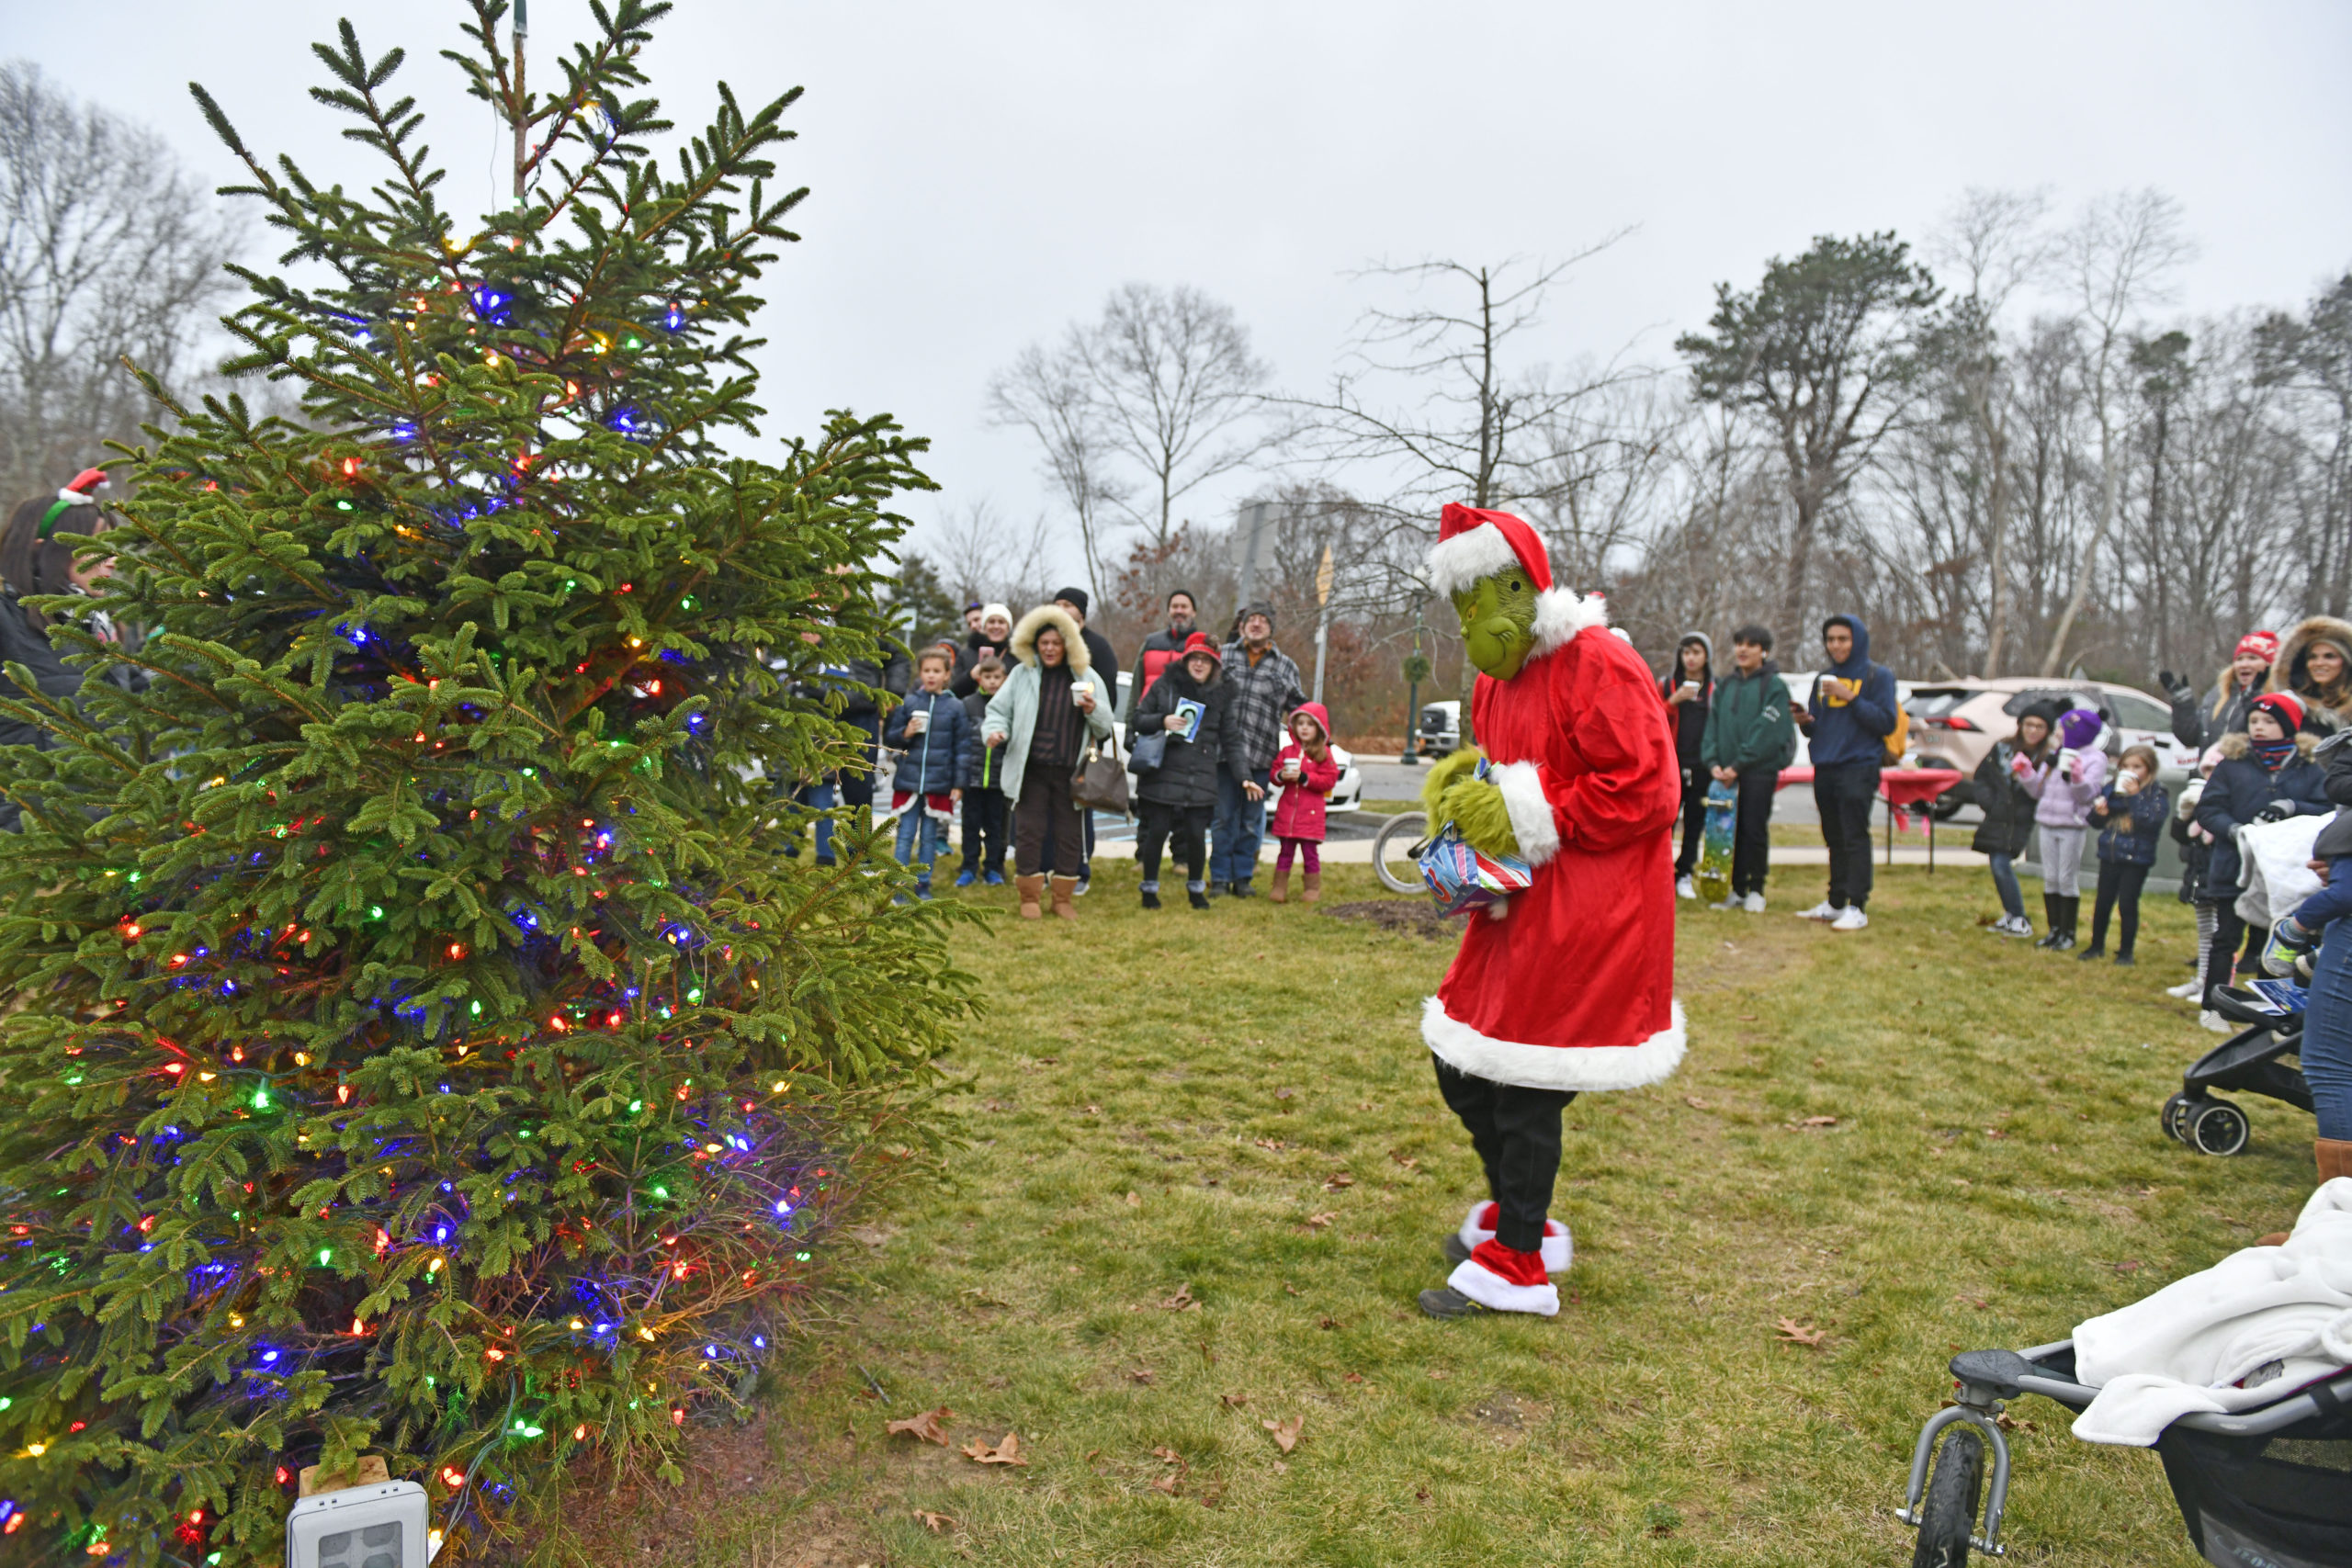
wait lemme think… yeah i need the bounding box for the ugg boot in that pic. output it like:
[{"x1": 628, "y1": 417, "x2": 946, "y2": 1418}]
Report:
[
  {"x1": 2319, "y1": 1138, "x2": 2352, "y2": 1185},
  {"x1": 2034, "y1": 894, "x2": 2063, "y2": 949},
  {"x1": 1302, "y1": 871, "x2": 1321, "y2": 904},
  {"x1": 1048, "y1": 874, "x2": 1080, "y2": 919},
  {"x1": 1270, "y1": 864, "x2": 1291, "y2": 904},
  {"x1": 1015, "y1": 874, "x2": 1046, "y2": 920}
]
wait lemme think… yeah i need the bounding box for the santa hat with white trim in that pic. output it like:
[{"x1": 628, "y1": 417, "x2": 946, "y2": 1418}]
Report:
[{"x1": 1425, "y1": 502, "x2": 1552, "y2": 598}]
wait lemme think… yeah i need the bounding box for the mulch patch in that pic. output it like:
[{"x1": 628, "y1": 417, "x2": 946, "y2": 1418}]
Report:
[{"x1": 1319, "y1": 899, "x2": 1465, "y2": 939}]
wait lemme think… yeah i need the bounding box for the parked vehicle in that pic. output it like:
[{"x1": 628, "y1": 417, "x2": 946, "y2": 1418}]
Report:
[
  {"x1": 1903, "y1": 677, "x2": 2192, "y2": 818},
  {"x1": 1112, "y1": 672, "x2": 1361, "y2": 814},
  {"x1": 1419, "y1": 700, "x2": 1461, "y2": 757}
]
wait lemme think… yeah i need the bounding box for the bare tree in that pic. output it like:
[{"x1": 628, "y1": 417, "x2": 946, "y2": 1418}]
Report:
[
  {"x1": 1928, "y1": 188, "x2": 2051, "y2": 674},
  {"x1": 926, "y1": 495, "x2": 1057, "y2": 611},
  {"x1": 2254, "y1": 273, "x2": 2352, "y2": 619},
  {"x1": 0, "y1": 62, "x2": 243, "y2": 505},
  {"x1": 985, "y1": 342, "x2": 1127, "y2": 597},
  {"x1": 2038, "y1": 188, "x2": 2193, "y2": 674}
]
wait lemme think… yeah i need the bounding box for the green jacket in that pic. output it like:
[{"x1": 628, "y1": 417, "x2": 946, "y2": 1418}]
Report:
[
  {"x1": 1700, "y1": 660, "x2": 1798, "y2": 775},
  {"x1": 979, "y1": 604, "x2": 1116, "y2": 801}
]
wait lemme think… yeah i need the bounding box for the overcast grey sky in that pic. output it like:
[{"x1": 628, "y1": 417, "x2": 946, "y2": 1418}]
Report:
[{"x1": 12, "y1": 2, "x2": 2350, "y2": 583}]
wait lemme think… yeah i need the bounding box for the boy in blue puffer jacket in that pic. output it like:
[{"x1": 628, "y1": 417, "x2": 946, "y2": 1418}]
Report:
[
  {"x1": 883, "y1": 648, "x2": 978, "y2": 898},
  {"x1": 1792, "y1": 614, "x2": 1897, "y2": 931}
]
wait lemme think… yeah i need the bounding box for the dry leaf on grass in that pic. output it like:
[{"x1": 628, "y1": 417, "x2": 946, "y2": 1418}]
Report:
[
  {"x1": 961, "y1": 1431, "x2": 1029, "y2": 1466},
  {"x1": 1995, "y1": 1412, "x2": 2040, "y2": 1432},
  {"x1": 1342, "y1": 1371, "x2": 1363, "y2": 1384},
  {"x1": 1083, "y1": 1103, "x2": 1099, "y2": 1114},
  {"x1": 1220, "y1": 1392, "x2": 1250, "y2": 1408},
  {"x1": 1283, "y1": 1283, "x2": 1302, "y2": 1297},
  {"x1": 1305, "y1": 1213, "x2": 1337, "y2": 1230},
  {"x1": 1129, "y1": 1367, "x2": 1156, "y2": 1384},
  {"x1": 1150, "y1": 1472, "x2": 1180, "y2": 1495},
  {"x1": 1387, "y1": 1149, "x2": 1419, "y2": 1168},
  {"x1": 1125, "y1": 1190, "x2": 1142, "y2": 1207},
  {"x1": 1254, "y1": 1136, "x2": 1286, "y2": 1151},
  {"x1": 1261, "y1": 1416, "x2": 1303, "y2": 1454},
  {"x1": 1322, "y1": 1172, "x2": 1355, "y2": 1190},
  {"x1": 1792, "y1": 1115, "x2": 1838, "y2": 1129},
  {"x1": 1683, "y1": 1096, "x2": 1711, "y2": 1110},
  {"x1": 911, "y1": 1510, "x2": 953, "y2": 1533},
  {"x1": 1153, "y1": 1446, "x2": 1182, "y2": 1463},
  {"x1": 1274, "y1": 1088, "x2": 1295, "y2": 1100},
  {"x1": 1160, "y1": 1283, "x2": 1199, "y2": 1312},
  {"x1": 1318, "y1": 1315, "x2": 1339, "y2": 1330},
  {"x1": 884, "y1": 1406, "x2": 953, "y2": 1446},
  {"x1": 1774, "y1": 1317, "x2": 1826, "y2": 1347}
]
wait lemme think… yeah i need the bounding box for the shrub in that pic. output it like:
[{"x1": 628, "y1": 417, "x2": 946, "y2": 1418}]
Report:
[{"x1": 0, "y1": 6, "x2": 969, "y2": 1562}]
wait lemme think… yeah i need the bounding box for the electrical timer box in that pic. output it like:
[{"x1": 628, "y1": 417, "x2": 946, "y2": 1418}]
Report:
[{"x1": 283, "y1": 1480, "x2": 431, "y2": 1568}]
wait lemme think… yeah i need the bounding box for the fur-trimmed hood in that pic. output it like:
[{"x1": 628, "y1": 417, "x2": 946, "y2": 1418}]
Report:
[
  {"x1": 2269, "y1": 615, "x2": 2352, "y2": 719},
  {"x1": 2216, "y1": 731, "x2": 2320, "y2": 761},
  {"x1": 1008, "y1": 604, "x2": 1091, "y2": 673}
]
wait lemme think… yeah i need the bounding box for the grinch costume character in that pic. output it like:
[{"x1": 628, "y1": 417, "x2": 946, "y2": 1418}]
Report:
[{"x1": 1416, "y1": 503, "x2": 1684, "y2": 1319}]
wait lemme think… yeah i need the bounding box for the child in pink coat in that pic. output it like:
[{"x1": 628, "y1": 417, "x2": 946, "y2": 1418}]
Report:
[{"x1": 1269, "y1": 702, "x2": 1341, "y2": 904}]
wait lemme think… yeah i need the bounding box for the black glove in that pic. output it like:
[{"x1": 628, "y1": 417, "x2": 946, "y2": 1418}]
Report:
[
  {"x1": 2158, "y1": 670, "x2": 2195, "y2": 705},
  {"x1": 2253, "y1": 800, "x2": 2298, "y2": 824}
]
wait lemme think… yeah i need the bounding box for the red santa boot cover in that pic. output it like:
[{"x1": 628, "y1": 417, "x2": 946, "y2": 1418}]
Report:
[
  {"x1": 1456, "y1": 1201, "x2": 1573, "y2": 1274},
  {"x1": 1446, "y1": 1237, "x2": 1560, "y2": 1316}
]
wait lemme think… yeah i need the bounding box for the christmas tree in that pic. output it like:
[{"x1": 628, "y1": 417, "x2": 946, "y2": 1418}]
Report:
[{"x1": 0, "y1": 4, "x2": 970, "y2": 1562}]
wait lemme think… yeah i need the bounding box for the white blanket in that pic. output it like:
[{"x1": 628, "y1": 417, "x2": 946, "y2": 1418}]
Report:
[
  {"x1": 2071, "y1": 1179, "x2": 2352, "y2": 1445},
  {"x1": 2233, "y1": 814, "x2": 2325, "y2": 928}
]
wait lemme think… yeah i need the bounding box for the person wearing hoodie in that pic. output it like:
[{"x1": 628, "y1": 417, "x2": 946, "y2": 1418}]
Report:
[
  {"x1": 1120, "y1": 590, "x2": 1201, "y2": 725},
  {"x1": 1971, "y1": 702, "x2": 2052, "y2": 938},
  {"x1": 2269, "y1": 615, "x2": 2352, "y2": 736},
  {"x1": 881, "y1": 647, "x2": 978, "y2": 899},
  {"x1": 980, "y1": 604, "x2": 1116, "y2": 919},
  {"x1": 1212, "y1": 602, "x2": 1306, "y2": 897},
  {"x1": 1660, "y1": 633, "x2": 1714, "y2": 899},
  {"x1": 1267, "y1": 702, "x2": 1342, "y2": 904},
  {"x1": 2258, "y1": 728, "x2": 2352, "y2": 1182},
  {"x1": 2160, "y1": 631, "x2": 2278, "y2": 752},
  {"x1": 1129, "y1": 632, "x2": 1243, "y2": 909},
  {"x1": 1792, "y1": 614, "x2": 1897, "y2": 931},
  {"x1": 2194, "y1": 692, "x2": 2332, "y2": 1023},
  {"x1": 1700, "y1": 624, "x2": 1798, "y2": 913},
  {"x1": 2016, "y1": 705, "x2": 2109, "y2": 952}
]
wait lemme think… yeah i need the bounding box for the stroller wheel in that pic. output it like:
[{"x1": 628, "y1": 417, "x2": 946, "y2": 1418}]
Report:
[
  {"x1": 1910, "y1": 1425, "x2": 1984, "y2": 1567},
  {"x1": 2188, "y1": 1100, "x2": 2251, "y2": 1157},
  {"x1": 2160, "y1": 1093, "x2": 2196, "y2": 1144}
]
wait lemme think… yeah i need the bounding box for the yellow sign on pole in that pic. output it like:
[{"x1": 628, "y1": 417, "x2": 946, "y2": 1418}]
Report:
[{"x1": 1315, "y1": 544, "x2": 1334, "y2": 609}]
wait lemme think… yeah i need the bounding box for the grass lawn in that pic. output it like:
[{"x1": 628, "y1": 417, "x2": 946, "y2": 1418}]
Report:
[{"x1": 589, "y1": 863, "x2": 2311, "y2": 1567}]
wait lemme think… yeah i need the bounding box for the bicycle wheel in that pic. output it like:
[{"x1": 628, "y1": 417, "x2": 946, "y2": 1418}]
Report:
[
  {"x1": 1910, "y1": 1425, "x2": 1983, "y2": 1567},
  {"x1": 1371, "y1": 814, "x2": 1427, "y2": 896}
]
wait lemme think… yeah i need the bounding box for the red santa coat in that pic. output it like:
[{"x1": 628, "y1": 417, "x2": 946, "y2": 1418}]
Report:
[{"x1": 1423, "y1": 592, "x2": 1685, "y2": 1091}]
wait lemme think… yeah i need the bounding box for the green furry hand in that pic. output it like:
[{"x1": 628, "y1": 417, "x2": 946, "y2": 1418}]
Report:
[{"x1": 1419, "y1": 746, "x2": 1520, "y2": 858}]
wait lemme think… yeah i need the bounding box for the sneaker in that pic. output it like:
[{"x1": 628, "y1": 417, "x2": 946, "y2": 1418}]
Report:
[
  {"x1": 1073, "y1": 876, "x2": 1091, "y2": 897},
  {"x1": 914, "y1": 881, "x2": 933, "y2": 901},
  {"x1": 1139, "y1": 889, "x2": 1161, "y2": 910},
  {"x1": 2075, "y1": 946, "x2": 2106, "y2": 962},
  {"x1": 2002, "y1": 916, "x2": 2036, "y2": 939},
  {"x1": 2199, "y1": 1010, "x2": 2233, "y2": 1034},
  {"x1": 2165, "y1": 978, "x2": 2201, "y2": 999},
  {"x1": 954, "y1": 869, "x2": 976, "y2": 888},
  {"x1": 983, "y1": 869, "x2": 1005, "y2": 886},
  {"x1": 1229, "y1": 880, "x2": 1256, "y2": 899},
  {"x1": 1676, "y1": 875, "x2": 1698, "y2": 900},
  {"x1": 1708, "y1": 894, "x2": 1743, "y2": 911},
  {"x1": 1188, "y1": 889, "x2": 1211, "y2": 910},
  {"x1": 1741, "y1": 893, "x2": 1767, "y2": 914},
  {"x1": 1796, "y1": 900, "x2": 1842, "y2": 921},
  {"x1": 1829, "y1": 907, "x2": 1870, "y2": 931},
  {"x1": 2048, "y1": 931, "x2": 2076, "y2": 953}
]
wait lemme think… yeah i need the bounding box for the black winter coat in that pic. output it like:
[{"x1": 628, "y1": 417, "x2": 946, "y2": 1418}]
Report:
[
  {"x1": 0, "y1": 592, "x2": 81, "y2": 751},
  {"x1": 1131, "y1": 660, "x2": 1239, "y2": 810},
  {"x1": 2194, "y1": 739, "x2": 2332, "y2": 898},
  {"x1": 1970, "y1": 742, "x2": 2039, "y2": 857}
]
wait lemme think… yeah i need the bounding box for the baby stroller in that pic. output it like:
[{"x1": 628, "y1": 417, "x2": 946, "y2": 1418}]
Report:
[
  {"x1": 1899, "y1": 1341, "x2": 2352, "y2": 1565},
  {"x1": 2161, "y1": 981, "x2": 2312, "y2": 1157}
]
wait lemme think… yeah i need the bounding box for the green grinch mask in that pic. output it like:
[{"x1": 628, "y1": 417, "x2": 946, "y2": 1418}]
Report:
[{"x1": 1451, "y1": 570, "x2": 1540, "y2": 681}]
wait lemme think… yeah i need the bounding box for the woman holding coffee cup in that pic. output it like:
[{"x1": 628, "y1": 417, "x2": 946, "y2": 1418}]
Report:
[{"x1": 979, "y1": 604, "x2": 1115, "y2": 919}]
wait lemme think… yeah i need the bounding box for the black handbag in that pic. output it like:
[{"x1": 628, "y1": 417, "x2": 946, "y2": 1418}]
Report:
[{"x1": 1129, "y1": 729, "x2": 1169, "y2": 773}]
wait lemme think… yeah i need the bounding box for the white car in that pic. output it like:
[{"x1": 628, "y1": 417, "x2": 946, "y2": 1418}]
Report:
[{"x1": 1112, "y1": 671, "x2": 1361, "y2": 813}]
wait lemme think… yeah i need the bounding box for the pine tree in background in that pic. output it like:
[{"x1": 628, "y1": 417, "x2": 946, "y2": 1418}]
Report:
[{"x1": 0, "y1": 4, "x2": 971, "y2": 1562}]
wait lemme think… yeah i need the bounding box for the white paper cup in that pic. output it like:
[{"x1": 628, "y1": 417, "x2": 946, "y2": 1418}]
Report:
[
  {"x1": 1071, "y1": 686, "x2": 1088, "y2": 706},
  {"x1": 906, "y1": 710, "x2": 930, "y2": 734}
]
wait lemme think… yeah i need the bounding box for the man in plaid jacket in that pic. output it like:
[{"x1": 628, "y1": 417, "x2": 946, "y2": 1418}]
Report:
[{"x1": 1211, "y1": 603, "x2": 1307, "y2": 897}]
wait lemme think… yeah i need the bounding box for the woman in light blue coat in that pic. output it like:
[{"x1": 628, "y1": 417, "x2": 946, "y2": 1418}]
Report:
[{"x1": 980, "y1": 604, "x2": 1114, "y2": 918}]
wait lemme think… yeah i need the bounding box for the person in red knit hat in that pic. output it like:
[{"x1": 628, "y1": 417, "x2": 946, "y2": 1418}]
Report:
[{"x1": 1413, "y1": 502, "x2": 1684, "y2": 1318}]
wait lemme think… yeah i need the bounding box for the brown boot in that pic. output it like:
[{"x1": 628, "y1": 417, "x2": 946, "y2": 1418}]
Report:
[
  {"x1": 1015, "y1": 874, "x2": 1045, "y2": 920},
  {"x1": 2320, "y1": 1138, "x2": 2352, "y2": 1184},
  {"x1": 1270, "y1": 865, "x2": 1291, "y2": 904},
  {"x1": 1048, "y1": 874, "x2": 1080, "y2": 919},
  {"x1": 1302, "y1": 871, "x2": 1321, "y2": 904}
]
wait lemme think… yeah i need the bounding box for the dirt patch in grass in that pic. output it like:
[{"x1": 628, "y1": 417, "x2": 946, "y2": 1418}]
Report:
[{"x1": 1319, "y1": 897, "x2": 1464, "y2": 938}]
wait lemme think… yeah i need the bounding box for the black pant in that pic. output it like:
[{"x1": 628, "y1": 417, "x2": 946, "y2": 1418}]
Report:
[
  {"x1": 1014, "y1": 766, "x2": 1082, "y2": 876},
  {"x1": 1813, "y1": 760, "x2": 1879, "y2": 910},
  {"x1": 958, "y1": 787, "x2": 1007, "y2": 876},
  {"x1": 1432, "y1": 1056, "x2": 1576, "y2": 1254},
  {"x1": 1672, "y1": 766, "x2": 1708, "y2": 878},
  {"x1": 2201, "y1": 899, "x2": 2245, "y2": 1007},
  {"x1": 1732, "y1": 767, "x2": 1777, "y2": 896},
  {"x1": 1136, "y1": 800, "x2": 1211, "y2": 888},
  {"x1": 2088, "y1": 859, "x2": 2150, "y2": 956}
]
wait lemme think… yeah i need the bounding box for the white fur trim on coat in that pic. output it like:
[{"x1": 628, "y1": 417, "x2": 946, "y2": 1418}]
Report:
[
  {"x1": 1008, "y1": 604, "x2": 1090, "y2": 674},
  {"x1": 1422, "y1": 996, "x2": 1686, "y2": 1092},
  {"x1": 1490, "y1": 760, "x2": 1561, "y2": 868},
  {"x1": 1531, "y1": 589, "x2": 1608, "y2": 657},
  {"x1": 1445, "y1": 1258, "x2": 1560, "y2": 1315},
  {"x1": 1425, "y1": 524, "x2": 1529, "y2": 598}
]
